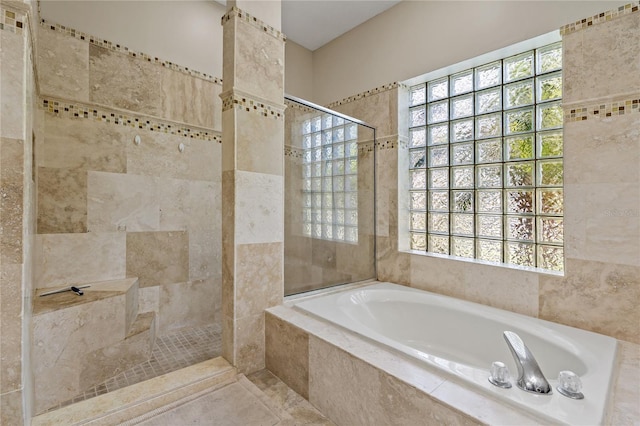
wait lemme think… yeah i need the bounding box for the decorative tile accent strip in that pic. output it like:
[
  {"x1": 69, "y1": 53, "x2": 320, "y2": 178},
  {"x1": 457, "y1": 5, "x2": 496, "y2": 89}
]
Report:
[
  {"x1": 327, "y1": 82, "x2": 400, "y2": 109},
  {"x1": 564, "y1": 97, "x2": 640, "y2": 122},
  {"x1": 39, "y1": 18, "x2": 222, "y2": 85},
  {"x1": 284, "y1": 100, "x2": 315, "y2": 113},
  {"x1": 284, "y1": 145, "x2": 303, "y2": 159},
  {"x1": 0, "y1": 6, "x2": 25, "y2": 34},
  {"x1": 221, "y1": 6, "x2": 286, "y2": 42},
  {"x1": 376, "y1": 137, "x2": 400, "y2": 151},
  {"x1": 560, "y1": 1, "x2": 639, "y2": 35},
  {"x1": 40, "y1": 97, "x2": 222, "y2": 143},
  {"x1": 221, "y1": 92, "x2": 285, "y2": 120}
]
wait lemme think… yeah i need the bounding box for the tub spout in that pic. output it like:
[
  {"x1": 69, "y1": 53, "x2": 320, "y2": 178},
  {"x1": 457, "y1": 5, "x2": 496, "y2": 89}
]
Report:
[{"x1": 503, "y1": 331, "x2": 552, "y2": 395}]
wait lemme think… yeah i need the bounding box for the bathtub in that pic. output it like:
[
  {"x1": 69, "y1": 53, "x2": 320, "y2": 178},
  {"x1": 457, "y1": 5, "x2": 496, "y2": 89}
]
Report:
[{"x1": 294, "y1": 282, "x2": 618, "y2": 425}]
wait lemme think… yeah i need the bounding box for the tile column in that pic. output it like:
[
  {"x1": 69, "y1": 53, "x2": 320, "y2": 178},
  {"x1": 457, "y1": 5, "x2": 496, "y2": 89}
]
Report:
[{"x1": 220, "y1": 1, "x2": 285, "y2": 373}]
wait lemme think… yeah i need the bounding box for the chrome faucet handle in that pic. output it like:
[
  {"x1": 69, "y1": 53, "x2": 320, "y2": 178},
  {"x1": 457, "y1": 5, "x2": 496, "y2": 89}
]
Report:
[{"x1": 503, "y1": 331, "x2": 552, "y2": 394}]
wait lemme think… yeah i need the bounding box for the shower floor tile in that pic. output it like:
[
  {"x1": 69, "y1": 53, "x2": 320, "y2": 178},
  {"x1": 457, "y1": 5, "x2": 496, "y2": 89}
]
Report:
[{"x1": 45, "y1": 324, "x2": 221, "y2": 413}]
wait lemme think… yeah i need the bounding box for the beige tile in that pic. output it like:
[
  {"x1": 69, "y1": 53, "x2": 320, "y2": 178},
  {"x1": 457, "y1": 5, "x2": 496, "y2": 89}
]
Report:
[
  {"x1": 187, "y1": 180, "x2": 220, "y2": 231},
  {"x1": 233, "y1": 19, "x2": 284, "y2": 104},
  {"x1": 161, "y1": 71, "x2": 218, "y2": 128},
  {"x1": 189, "y1": 229, "x2": 220, "y2": 281},
  {"x1": 126, "y1": 131, "x2": 191, "y2": 180},
  {"x1": 265, "y1": 312, "x2": 309, "y2": 399},
  {"x1": 564, "y1": 182, "x2": 640, "y2": 267},
  {"x1": 89, "y1": 44, "x2": 164, "y2": 117},
  {"x1": 0, "y1": 264, "x2": 22, "y2": 393},
  {"x1": 608, "y1": 341, "x2": 640, "y2": 425},
  {"x1": 87, "y1": 171, "x2": 159, "y2": 232},
  {"x1": 539, "y1": 258, "x2": 640, "y2": 344},
  {"x1": 157, "y1": 177, "x2": 189, "y2": 231},
  {"x1": 32, "y1": 293, "x2": 127, "y2": 413},
  {"x1": 0, "y1": 138, "x2": 24, "y2": 264},
  {"x1": 35, "y1": 232, "x2": 126, "y2": 288},
  {"x1": 236, "y1": 109, "x2": 284, "y2": 176},
  {"x1": 0, "y1": 31, "x2": 25, "y2": 140},
  {"x1": 410, "y1": 254, "x2": 466, "y2": 300},
  {"x1": 376, "y1": 237, "x2": 411, "y2": 285},
  {"x1": 235, "y1": 242, "x2": 283, "y2": 319},
  {"x1": 235, "y1": 170, "x2": 284, "y2": 245},
  {"x1": 462, "y1": 261, "x2": 539, "y2": 317},
  {"x1": 126, "y1": 231, "x2": 189, "y2": 288},
  {"x1": 565, "y1": 13, "x2": 640, "y2": 105},
  {"x1": 308, "y1": 336, "x2": 478, "y2": 426},
  {"x1": 37, "y1": 28, "x2": 89, "y2": 101},
  {"x1": 0, "y1": 389, "x2": 24, "y2": 426},
  {"x1": 157, "y1": 279, "x2": 216, "y2": 335},
  {"x1": 138, "y1": 286, "x2": 160, "y2": 315},
  {"x1": 235, "y1": 312, "x2": 266, "y2": 374},
  {"x1": 564, "y1": 113, "x2": 640, "y2": 185},
  {"x1": 187, "y1": 139, "x2": 221, "y2": 182},
  {"x1": 333, "y1": 89, "x2": 398, "y2": 138},
  {"x1": 40, "y1": 114, "x2": 127, "y2": 172},
  {"x1": 221, "y1": 314, "x2": 235, "y2": 365},
  {"x1": 37, "y1": 167, "x2": 87, "y2": 234},
  {"x1": 246, "y1": 370, "x2": 335, "y2": 426}
]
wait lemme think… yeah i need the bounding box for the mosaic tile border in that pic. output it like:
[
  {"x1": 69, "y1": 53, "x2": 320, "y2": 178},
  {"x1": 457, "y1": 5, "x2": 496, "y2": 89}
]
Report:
[
  {"x1": 284, "y1": 146, "x2": 303, "y2": 159},
  {"x1": 39, "y1": 97, "x2": 222, "y2": 143},
  {"x1": 327, "y1": 82, "x2": 400, "y2": 109},
  {"x1": 39, "y1": 18, "x2": 222, "y2": 85},
  {"x1": 560, "y1": 1, "x2": 639, "y2": 35},
  {"x1": 284, "y1": 100, "x2": 315, "y2": 113},
  {"x1": 221, "y1": 6, "x2": 286, "y2": 43},
  {"x1": 0, "y1": 6, "x2": 25, "y2": 35},
  {"x1": 564, "y1": 97, "x2": 640, "y2": 122},
  {"x1": 221, "y1": 92, "x2": 285, "y2": 120}
]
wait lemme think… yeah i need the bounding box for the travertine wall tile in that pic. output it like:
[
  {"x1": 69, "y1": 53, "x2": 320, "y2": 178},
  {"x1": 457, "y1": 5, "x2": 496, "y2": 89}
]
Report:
[
  {"x1": 0, "y1": 389, "x2": 24, "y2": 426},
  {"x1": 608, "y1": 341, "x2": 640, "y2": 424},
  {"x1": 138, "y1": 286, "x2": 160, "y2": 316},
  {"x1": 235, "y1": 312, "x2": 265, "y2": 374},
  {"x1": 37, "y1": 28, "x2": 89, "y2": 101},
  {"x1": 158, "y1": 279, "x2": 216, "y2": 335},
  {"x1": 0, "y1": 264, "x2": 23, "y2": 393},
  {"x1": 235, "y1": 242, "x2": 283, "y2": 319},
  {"x1": 233, "y1": 18, "x2": 284, "y2": 104},
  {"x1": 332, "y1": 89, "x2": 398, "y2": 138},
  {"x1": 39, "y1": 114, "x2": 127, "y2": 172},
  {"x1": 87, "y1": 171, "x2": 158, "y2": 232},
  {"x1": 189, "y1": 229, "x2": 220, "y2": 281},
  {"x1": 564, "y1": 113, "x2": 640, "y2": 185},
  {"x1": 89, "y1": 44, "x2": 164, "y2": 117},
  {"x1": 187, "y1": 180, "x2": 219, "y2": 231},
  {"x1": 161, "y1": 70, "x2": 218, "y2": 129},
  {"x1": 36, "y1": 232, "x2": 126, "y2": 288},
  {"x1": 126, "y1": 231, "x2": 189, "y2": 288},
  {"x1": 564, "y1": 182, "x2": 639, "y2": 267},
  {"x1": 37, "y1": 167, "x2": 87, "y2": 234},
  {"x1": 265, "y1": 312, "x2": 309, "y2": 399},
  {"x1": 126, "y1": 132, "x2": 190, "y2": 180},
  {"x1": 0, "y1": 138, "x2": 24, "y2": 264},
  {"x1": 187, "y1": 139, "x2": 221, "y2": 182},
  {"x1": 234, "y1": 170, "x2": 283, "y2": 245},
  {"x1": 563, "y1": 12, "x2": 640, "y2": 105},
  {"x1": 540, "y1": 258, "x2": 640, "y2": 344},
  {"x1": 236, "y1": 109, "x2": 284, "y2": 176},
  {"x1": 0, "y1": 31, "x2": 25, "y2": 140}
]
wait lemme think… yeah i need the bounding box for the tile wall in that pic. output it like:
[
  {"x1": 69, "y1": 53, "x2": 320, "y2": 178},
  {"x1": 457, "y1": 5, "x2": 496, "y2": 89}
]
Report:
[
  {"x1": 0, "y1": 1, "x2": 37, "y2": 424},
  {"x1": 33, "y1": 17, "x2": 224, "y2": 338},
  {"x1": 330, "y1": 5, "x2": 640, "y2": 344}
]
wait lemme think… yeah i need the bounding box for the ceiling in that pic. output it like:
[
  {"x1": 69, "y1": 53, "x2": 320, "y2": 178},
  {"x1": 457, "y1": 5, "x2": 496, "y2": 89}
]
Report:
[
  {"x1": 216, "y1": 1, "x2": 401, "y2": 51},
  {"x1": 282, "y1": 1, "x2": 401, "y2": 51}
]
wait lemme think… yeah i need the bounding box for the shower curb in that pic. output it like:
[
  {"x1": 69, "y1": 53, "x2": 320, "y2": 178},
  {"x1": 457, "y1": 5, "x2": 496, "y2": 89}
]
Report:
[{"x1": 31, "y1": 357, "x2": 237, "y2": 426}]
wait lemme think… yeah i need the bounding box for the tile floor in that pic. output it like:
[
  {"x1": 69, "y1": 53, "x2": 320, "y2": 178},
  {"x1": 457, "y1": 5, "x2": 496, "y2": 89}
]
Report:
[{"x1": 46, "y1": 324, "x2": 221, "y2": 412}]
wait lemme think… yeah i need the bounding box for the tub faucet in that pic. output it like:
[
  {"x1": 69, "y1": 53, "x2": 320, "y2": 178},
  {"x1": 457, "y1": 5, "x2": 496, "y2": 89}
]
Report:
[{"x1": 503, "y1": 331, "x2": 552, "y2": 395}]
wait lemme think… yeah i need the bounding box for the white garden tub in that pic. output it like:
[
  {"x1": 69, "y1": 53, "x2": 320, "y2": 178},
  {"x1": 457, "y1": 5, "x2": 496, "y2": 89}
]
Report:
[{"x1": 295, "y1": 282, "x2": 618, "y2": 425}]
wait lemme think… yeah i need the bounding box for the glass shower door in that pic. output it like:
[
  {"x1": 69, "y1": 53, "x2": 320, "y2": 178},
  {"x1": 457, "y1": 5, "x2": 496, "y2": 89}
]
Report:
[{"x1": 284, "y1": 96, "x2": 376, "y2": 296}]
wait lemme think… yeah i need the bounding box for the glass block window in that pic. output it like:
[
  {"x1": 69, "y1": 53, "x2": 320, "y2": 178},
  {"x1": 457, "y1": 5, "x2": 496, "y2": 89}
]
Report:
[
  {"x1": 408, "y1": 42, "x2": 563, "y2": 271},
  {"x1": 301, "y1": 113, "x2": 358, "y2": 243}
]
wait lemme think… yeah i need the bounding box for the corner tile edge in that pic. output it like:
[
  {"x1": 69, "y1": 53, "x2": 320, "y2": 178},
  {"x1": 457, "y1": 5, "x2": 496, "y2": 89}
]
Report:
[{"x1": 221, "y1": 6, "x2": 286, "y2": 43}]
